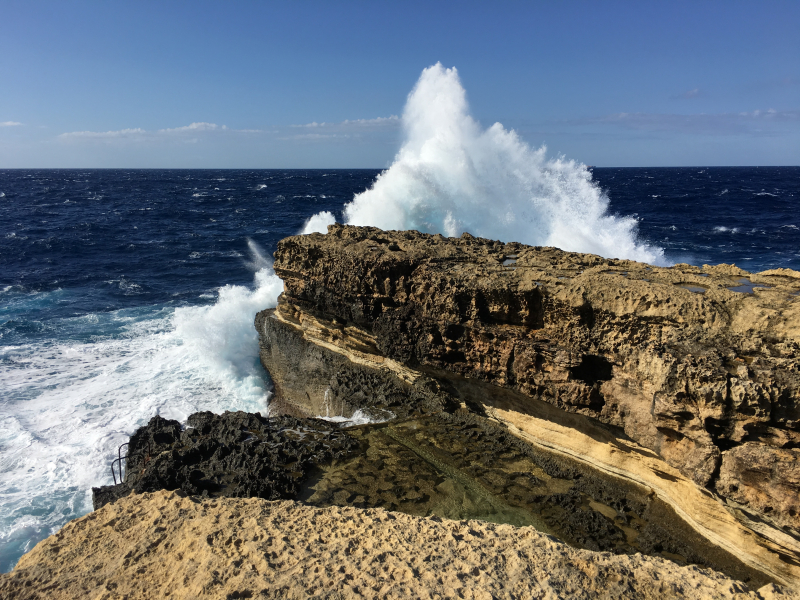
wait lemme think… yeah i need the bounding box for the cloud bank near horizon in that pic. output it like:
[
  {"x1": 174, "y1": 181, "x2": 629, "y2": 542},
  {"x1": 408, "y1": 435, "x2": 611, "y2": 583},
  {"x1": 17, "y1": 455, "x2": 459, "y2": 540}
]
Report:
[
  {"x1": 55, "y1": 117, "x2": 402, "y2": 145},
  {"x1": 2, "y1": 89, "x2": 798, "y2": 168},
  {"x1": 59, "y1": 122, "x2": 234, "y2": 141}
]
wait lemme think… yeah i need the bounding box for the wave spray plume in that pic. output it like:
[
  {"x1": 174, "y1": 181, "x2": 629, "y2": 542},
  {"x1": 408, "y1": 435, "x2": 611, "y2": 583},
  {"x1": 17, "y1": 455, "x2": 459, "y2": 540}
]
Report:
[{"x1": 304, "y1": 63, "x2": 665, "y2": 265}]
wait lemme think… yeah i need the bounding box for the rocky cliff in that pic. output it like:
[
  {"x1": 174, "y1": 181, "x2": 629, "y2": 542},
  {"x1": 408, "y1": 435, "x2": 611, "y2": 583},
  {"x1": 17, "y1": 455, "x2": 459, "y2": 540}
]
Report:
[{"x1": 258, "y1": 224, "x2": 800, "y2": 586}]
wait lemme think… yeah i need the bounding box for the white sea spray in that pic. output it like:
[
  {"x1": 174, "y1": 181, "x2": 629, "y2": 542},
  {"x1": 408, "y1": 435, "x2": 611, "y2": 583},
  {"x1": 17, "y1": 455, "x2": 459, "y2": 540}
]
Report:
[
  {"x1": 301, "y1": 210, "x2": 336, "y2": 234},
  {"x1": 307, "y1": 63, "x2": 665, "y2": 265}
]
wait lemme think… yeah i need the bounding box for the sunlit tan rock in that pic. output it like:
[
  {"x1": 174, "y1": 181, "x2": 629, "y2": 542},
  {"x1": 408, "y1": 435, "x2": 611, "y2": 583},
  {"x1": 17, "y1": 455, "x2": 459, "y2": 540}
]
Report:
[{"x1": 2, "y1": 490, "x2": 797, "y2": 600}]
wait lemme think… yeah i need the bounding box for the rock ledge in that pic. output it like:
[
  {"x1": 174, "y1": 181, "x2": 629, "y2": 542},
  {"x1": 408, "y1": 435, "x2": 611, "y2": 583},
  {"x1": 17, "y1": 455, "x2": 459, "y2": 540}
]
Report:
[{"x1": 2, "y1": 490, "x2": 797, "y2": 600}]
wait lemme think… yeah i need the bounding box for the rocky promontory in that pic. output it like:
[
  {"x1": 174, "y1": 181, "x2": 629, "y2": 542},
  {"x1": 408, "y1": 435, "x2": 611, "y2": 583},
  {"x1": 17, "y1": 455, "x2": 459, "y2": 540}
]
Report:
[{"x1": 258, "y1": 224, "x2": 800, "y2": 587}]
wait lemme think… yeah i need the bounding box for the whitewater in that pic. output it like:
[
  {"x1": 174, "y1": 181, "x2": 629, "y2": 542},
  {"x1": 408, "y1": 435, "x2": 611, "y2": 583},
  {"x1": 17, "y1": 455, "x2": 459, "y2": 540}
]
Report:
[
  {"x1": 0, "y1": 260, "x2": 282, "y2": 563},
  {"x1": 303, "y1": 63, "x2": 665, "y2": 266}
]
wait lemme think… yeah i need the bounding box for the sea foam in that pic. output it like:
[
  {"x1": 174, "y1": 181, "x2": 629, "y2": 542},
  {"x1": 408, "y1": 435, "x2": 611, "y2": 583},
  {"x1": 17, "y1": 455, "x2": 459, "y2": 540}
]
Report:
[
  {"x1": 0, "y1": 247, "x2": 283, "y2": 571},
  {"x1": 304, "y1": 63, "x2": 665, "y2": 265}
]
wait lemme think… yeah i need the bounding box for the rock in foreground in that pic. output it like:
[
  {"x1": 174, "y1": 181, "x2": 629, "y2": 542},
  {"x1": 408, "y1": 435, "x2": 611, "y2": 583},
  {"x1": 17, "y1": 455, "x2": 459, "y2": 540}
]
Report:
[
  {"x1": 93, "y1": 410, "x2": 770, "y2": 585},
  {"x1": 2, "y1": 490, "x2": 796, "y2": 600}
]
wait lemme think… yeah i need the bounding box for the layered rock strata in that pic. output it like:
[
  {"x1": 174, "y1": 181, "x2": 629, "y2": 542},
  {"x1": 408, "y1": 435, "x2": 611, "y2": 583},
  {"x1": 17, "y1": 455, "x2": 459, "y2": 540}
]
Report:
[
  {"x1": 3, "y1": 490, "x2": 798, "y2": 600},
  {"x1": 258, "y1": 224, "x2": 800, "y2": 586}
]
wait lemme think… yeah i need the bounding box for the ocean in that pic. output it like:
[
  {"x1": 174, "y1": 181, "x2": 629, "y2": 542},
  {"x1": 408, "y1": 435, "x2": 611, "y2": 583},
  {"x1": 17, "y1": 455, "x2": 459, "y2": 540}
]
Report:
[{"x1": 1, "y1": 166, "x2": 798, "y2": 572}]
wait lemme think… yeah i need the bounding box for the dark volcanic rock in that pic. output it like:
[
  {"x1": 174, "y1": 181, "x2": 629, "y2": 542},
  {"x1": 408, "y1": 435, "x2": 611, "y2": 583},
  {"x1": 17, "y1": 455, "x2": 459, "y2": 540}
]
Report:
[{"x1": 92, "y1": 411, "x2": 359, "y2": 509}]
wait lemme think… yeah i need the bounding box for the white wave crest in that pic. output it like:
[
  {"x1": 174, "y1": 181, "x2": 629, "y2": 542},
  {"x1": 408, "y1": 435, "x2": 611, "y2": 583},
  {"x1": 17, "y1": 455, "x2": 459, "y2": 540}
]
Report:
[
  {"x1": 305, "y1": 63, "x2": 665, "y2": 264},
  {"x1": 301, "y1": 210, "x2": 336, "y2": 234}
]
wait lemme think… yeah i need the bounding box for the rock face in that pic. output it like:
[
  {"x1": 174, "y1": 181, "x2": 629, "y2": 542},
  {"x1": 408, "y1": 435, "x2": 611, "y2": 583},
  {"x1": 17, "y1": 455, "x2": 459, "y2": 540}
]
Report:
[
  {"x1": 3, "y1": 489, "x2": 798, "y2": 600},
  {"x1": 258, "y1": 224, "x2": 800, "y2": 586},
  {"x1": 91, "y1": 408, "x2": 770, "y2": 585},
  {"x1": 92, "y1": 412, "x2": 358, "y2": 509}
]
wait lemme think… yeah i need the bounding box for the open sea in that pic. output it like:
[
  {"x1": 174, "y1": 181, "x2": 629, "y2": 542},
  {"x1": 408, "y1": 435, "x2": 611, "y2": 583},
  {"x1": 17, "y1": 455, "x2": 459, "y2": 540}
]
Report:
[{"x1": 1, "y1": 166, "x2": 798, "y2": 571}]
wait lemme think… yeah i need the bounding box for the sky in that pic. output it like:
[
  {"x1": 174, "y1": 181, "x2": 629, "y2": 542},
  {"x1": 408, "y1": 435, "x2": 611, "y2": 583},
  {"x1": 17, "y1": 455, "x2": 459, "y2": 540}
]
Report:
[{"x1": 1, "y1": 0, "x2": 798, "y2": 168}]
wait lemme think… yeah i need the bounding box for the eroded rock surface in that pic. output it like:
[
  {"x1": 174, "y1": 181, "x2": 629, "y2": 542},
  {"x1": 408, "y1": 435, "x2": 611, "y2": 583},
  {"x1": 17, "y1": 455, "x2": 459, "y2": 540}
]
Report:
[
  {"x1": 94, "y1": 408, "x2": 772, "y2": 585},
  {"x1": 266, "y1": 225, "x2": 800, "y2": 522},
  {"x1": 3, "y1": 490, "x2": 797, "y2": 600},
  {"x1": 258, "y1": 224, "x2": 800, "y2": 585},
  {"x1": 92, "y1": 411, "x2": 358, "y2": 509}
]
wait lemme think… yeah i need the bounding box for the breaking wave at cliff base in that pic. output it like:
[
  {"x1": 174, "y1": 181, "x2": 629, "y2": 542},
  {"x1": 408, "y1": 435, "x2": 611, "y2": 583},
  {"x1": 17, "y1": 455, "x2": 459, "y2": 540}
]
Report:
[
  {"x1": 304, "y1": 63, "x2": 665, "y2": 265},
  {"x1": 0, "y1": 254, "x2": 282, "y2": 571}
]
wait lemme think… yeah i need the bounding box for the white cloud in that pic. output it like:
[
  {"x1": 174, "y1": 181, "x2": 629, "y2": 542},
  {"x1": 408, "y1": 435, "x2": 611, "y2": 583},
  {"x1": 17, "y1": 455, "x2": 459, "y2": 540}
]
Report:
[
  {"x1": 0, "y1": 121, "x2": 23, "y2": 127},
  {"x1": 158, "y1": 122, "x2": 226, "y2": 133},
  {"x1": 59, "y1": 128, "x2": 147, "y2": 139},
  {"x1": 56, "y1": 117, "x2": 399, "y2": 146},
  {"x1": 672, "y1": 88, "x2": 700, "y2": 99},
  {"x1": 283, "y1": 115, "x2": 400, "y2": 142},
  {"x1": 59, "y1": 123, "x2": 230, "y2": 141},
  {"x1": 342, "y1": 115, "x2": 399, "y2": 126},
  {"x1": 282, "y1": 133, "x2": 353, "y2": 141},
  {"x1": 585, "y1": 108, "x2": 799, "y2": 134},
  {"x1": 293, "y1": 115, "x2": 399, "y2": 129}
]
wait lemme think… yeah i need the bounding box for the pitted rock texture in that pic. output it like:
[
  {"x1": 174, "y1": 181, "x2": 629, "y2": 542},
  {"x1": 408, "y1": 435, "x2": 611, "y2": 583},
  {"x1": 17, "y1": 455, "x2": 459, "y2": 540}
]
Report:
[
  {"x1": 92, "y1": 411, "x2": 359, "y2": 509},
  {"x1": 3, "y1": 490, "x2": 797, "y2": 600},
  {"x1": 716, "y1": 442, "x2": 800, "y2": 526},
  {"x1": 269, "y1": 224, "x2": 800, "y2": 532},
  {"x1": 92, "y1": 409, "x2": 770, "y2": 584}
]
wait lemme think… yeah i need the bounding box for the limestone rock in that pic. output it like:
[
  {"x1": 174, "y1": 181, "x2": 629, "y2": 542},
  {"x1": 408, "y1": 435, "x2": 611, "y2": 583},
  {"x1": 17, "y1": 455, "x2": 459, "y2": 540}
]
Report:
[
  {"x1": 2, "y1": 490, "x2": 797, "y2": 600},
  {"x1": 717, "y1": 442, "x2": 800, "y2": 532},
  {"x1": 267, "y1": 225, "x2": 800, "y2": 525},
  {"x1": 257, "y1": 224, "x2": 800, "y2": 586},
  {"x1": 90, "y1": 407, "x2": 773, "y2": 585}
]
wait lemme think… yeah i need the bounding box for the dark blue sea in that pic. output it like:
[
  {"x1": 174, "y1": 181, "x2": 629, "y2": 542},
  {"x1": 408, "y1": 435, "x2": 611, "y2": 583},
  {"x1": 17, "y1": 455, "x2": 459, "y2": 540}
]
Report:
[{"x1": 1, "y1": 167, "x2": 798, "y2": 571}]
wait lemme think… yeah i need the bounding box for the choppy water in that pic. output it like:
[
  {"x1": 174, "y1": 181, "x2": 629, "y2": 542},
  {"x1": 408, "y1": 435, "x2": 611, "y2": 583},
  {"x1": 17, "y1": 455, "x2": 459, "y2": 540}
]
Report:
[
  {"x1": 0, "y1": 166, "x2": 798, "y2": 572},
  {"x1": 0, "y1": 169, "x2": 375, "y2": 570},
  {"x1": 591, "y1": 166, "x2": 800, "y2": 270}
]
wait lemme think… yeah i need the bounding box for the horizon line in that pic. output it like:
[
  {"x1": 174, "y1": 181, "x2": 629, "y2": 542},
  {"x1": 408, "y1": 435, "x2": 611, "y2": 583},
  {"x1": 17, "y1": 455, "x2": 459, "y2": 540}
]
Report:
[{"x1": 1, "y1": 165, "x2": 798, "y2": 170}]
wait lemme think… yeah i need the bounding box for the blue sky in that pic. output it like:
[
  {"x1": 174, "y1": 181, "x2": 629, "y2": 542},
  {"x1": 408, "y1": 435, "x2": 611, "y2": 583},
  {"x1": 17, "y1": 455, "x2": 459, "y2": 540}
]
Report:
[{"x1": 1, "y1": 0, "x2": 798, "y2": 167}]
